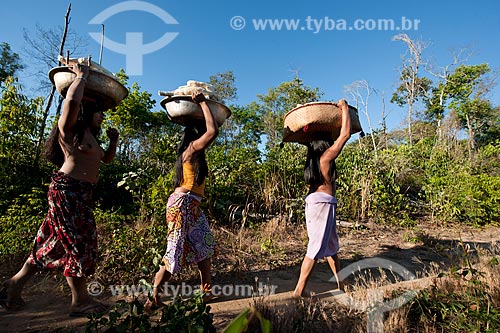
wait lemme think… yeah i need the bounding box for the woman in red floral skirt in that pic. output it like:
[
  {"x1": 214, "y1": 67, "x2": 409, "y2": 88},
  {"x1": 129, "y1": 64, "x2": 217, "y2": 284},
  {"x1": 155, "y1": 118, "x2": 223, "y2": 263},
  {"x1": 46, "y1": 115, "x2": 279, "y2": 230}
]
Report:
[{"x1": 0, "y1": 62, "x2": 120, "y2": 317}]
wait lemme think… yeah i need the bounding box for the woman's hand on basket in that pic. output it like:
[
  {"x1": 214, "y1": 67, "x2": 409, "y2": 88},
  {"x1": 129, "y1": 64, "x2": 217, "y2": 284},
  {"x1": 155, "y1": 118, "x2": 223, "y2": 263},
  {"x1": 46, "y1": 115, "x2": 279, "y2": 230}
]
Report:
[
  {"x1": 337, "y1": 99, "x2": 348, "y2": 110},
  {"x1": 106, "y1": 127, "x2": 119, "y2": 143},
  {"x1": 192, "y1": 91, "x2": 206, "y2": 104},
  {"x1": 70, "y1": 62, "x2": 89, "y2": 78}
]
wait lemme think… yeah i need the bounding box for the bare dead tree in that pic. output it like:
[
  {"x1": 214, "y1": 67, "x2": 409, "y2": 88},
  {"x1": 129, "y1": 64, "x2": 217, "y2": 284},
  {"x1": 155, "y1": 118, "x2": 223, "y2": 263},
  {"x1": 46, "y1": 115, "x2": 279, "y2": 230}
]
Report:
[
  {"x1": 33, "y1": 3, "x2": 72, "y2": 165},
  {"x1": 380, "y1": 91, "x2": 390, "y2": 150},
  {"x1": 288, "y1": 65, "x2": 301, "y2": 80},
  {"x1": 22, "y1": 24, "x2": 86, "y2": 92},
  {"x1": 475, "y1": 68, "x2": 500, "y2": 96},
  {"x1": 344, "y1": 80, "x2": 378, "y2": 156},
  {"x1": 425, "y1": 48, "x2": 473, "y2": 142},
  {"x1": 392, "y1": 34, "x2": 430, "y2": 146}
]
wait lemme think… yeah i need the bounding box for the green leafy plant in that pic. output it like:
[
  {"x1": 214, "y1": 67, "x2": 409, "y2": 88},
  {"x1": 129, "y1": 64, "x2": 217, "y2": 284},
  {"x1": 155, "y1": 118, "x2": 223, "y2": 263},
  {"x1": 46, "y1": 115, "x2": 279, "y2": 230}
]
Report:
[
  {"x1": 0, "y1": 187, "x2": 46, "y2": 256},
  {"x1": 85, "y1": 292, "x2": 215, "y2": 333},
  {"x1": 223, "y1": 306, "x2": 271, "y2": 333}
]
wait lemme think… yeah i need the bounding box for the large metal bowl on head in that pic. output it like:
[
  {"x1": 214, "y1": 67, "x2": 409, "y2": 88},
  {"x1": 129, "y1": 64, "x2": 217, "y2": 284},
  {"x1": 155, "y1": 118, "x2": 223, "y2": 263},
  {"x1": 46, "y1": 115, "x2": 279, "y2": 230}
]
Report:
[
  {"x1": 283, "y1": 101, "x2": 363, "y2": 143},
  {"x1": 49, "y1": 66, "x2": 128, "y2": 111},
  {"x1": 160, "y1": 95, "x2": 231, "y2": 126}
]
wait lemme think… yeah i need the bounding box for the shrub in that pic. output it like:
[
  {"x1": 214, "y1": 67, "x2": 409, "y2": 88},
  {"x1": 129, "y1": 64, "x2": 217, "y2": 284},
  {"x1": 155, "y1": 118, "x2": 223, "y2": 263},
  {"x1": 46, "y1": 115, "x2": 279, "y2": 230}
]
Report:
[
  {"x1": 426, "y1": 173, "x2": 500, "y2": 225},
  {"x1": 0, "y1": 187, "x2": 46, "y2": 256},
  {"x1": 85, "y1": 292, "x2": 215, "y2": 332}
]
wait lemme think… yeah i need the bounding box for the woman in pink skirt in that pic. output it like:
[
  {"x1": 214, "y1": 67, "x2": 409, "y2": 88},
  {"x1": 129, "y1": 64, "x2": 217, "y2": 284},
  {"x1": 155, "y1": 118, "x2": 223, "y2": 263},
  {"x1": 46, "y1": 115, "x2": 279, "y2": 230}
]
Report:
[{"x1": 293, "y1": 99, "x2": 351, "y2": 298}]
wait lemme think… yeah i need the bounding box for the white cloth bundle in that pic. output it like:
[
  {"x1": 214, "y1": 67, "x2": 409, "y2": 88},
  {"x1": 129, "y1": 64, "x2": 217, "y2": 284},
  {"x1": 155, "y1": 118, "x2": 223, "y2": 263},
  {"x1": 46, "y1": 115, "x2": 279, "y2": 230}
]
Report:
[
  {"x1": 169, "y1": 80, "x2": 221, "y2": 102},
  {"x1": 57, "y1": 55, "x2": 115, "y2": 77}
]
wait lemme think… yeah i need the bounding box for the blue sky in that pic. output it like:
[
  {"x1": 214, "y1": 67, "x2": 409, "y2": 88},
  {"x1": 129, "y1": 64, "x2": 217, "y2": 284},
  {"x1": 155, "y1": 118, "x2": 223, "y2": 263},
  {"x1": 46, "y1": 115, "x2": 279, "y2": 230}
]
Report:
[{"x1": 2, "y1": 0, "x2": 500, "y2": 133}]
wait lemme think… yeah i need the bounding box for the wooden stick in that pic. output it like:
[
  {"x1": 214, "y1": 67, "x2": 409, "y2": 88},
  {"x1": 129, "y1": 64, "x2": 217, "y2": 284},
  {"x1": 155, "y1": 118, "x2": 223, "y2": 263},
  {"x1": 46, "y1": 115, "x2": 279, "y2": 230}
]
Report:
[{"x1": 99, "y1": 24, "x2": 104, "y2": 64}]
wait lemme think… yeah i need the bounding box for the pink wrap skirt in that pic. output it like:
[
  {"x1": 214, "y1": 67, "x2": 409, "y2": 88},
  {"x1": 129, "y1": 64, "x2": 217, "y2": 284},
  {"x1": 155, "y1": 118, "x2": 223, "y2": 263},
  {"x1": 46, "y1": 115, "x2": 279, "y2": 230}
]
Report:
[{"x1": 304, "y1": 192, "x2": 339, "y2": 259}]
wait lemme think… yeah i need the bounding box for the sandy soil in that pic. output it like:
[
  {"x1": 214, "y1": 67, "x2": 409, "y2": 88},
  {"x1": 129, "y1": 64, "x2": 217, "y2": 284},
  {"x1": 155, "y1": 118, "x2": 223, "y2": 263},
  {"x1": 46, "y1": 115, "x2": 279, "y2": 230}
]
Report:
[{"x1": 1, "y1": 221, "x2": 499, "y2": 332}]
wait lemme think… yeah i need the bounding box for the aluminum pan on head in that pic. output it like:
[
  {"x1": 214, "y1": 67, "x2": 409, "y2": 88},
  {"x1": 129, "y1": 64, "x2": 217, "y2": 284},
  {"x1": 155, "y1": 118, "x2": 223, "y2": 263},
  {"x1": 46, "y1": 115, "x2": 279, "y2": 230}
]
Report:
[
  {"x1": 160, "y1": 95, "x2": 231, "y2": 126},
  {"x1": 49, "y1": 66, "x2": 128, "y2": 111}
]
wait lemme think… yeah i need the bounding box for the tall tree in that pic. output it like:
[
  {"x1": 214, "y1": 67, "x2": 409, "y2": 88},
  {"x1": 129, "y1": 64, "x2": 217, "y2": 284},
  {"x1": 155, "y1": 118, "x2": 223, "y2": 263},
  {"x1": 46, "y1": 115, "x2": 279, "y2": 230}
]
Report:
[
  {"x1": 252, "y1": 77, "x2": 323, "y2": 212},
  {"x1": 209, "y1": 70, "x2": 237, "y2": 103},
  {"x1": 221, "y1": 102, "x2": 264, "y2": 149},
  {"x1": 257, "y1": 76, "x2": 323, "y2": 148},
  {"x1": 474, "y1": 104, "x2": 500, "y2": 147},
  {"x1": 0, "y1": 42, "x2": 24, "y2": 83},
  {"x1": 208, "y1": 70, "x2": 248, "y2": 151},
  {"x1": 392, "y1": 34, "x2": 432, "y2": 146},
  {"x1": 0, "y1": 77, "x2": 44, "y2": 210},
  {"x1": 104, "y1": 70, "x2": 159, "y2": 165},
  {"x1": 443, "y1": 64, "x2": 491, "y2": 155},
  {"x1": 425, "y1": 49, "x2": 473, "y2": 140}
]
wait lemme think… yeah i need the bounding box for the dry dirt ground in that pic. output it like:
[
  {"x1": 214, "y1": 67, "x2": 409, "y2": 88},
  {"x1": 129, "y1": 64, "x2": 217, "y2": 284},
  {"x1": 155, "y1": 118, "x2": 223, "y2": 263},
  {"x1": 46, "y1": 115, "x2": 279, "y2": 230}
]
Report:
[{"x1": 1, "y1": 221, "x2": 499, "y2": 332}]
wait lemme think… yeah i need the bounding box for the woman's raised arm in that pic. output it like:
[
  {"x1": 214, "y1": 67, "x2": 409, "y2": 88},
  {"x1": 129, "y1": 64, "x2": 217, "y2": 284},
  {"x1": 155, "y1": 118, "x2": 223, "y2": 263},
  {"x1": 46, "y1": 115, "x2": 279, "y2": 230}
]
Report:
[{"x1": 58, "y1": 63, "x2": 89, "y2": 142}]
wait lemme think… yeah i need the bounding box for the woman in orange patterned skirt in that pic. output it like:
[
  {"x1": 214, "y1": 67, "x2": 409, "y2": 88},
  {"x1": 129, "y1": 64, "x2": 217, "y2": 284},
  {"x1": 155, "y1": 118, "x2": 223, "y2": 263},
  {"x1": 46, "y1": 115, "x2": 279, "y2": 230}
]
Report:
[{"x1": 146, "y1": 91, "x2": 218, "y2": 309}]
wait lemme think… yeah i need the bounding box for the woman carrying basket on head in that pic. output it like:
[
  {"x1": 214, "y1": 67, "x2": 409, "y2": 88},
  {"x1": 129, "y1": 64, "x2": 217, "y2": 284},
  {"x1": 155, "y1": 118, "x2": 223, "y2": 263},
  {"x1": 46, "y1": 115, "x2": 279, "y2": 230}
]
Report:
[
  {"x1": 293, "y1": 99, "x2": 351, "y2": 298},
  {"x1": 0, "y1": 62, "x2": 119, "y2": 317},
  {"x1": 146, "y1": 91, "x2": 219, "y2": 309}
]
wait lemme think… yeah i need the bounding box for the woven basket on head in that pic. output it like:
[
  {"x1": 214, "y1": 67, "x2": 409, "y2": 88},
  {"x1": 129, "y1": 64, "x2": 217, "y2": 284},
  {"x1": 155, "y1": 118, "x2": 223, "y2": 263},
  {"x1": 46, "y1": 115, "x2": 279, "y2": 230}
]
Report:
[{"x1": 282, "y1": 102, "x2": 363, "y2": 143}]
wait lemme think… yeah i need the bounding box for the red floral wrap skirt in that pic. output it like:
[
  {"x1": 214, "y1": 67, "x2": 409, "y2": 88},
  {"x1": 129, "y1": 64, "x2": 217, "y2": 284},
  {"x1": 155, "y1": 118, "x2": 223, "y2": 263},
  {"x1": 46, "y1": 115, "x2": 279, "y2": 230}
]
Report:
[{"x1": 28, "y1": 172, "x2": 97, "y2": 277}]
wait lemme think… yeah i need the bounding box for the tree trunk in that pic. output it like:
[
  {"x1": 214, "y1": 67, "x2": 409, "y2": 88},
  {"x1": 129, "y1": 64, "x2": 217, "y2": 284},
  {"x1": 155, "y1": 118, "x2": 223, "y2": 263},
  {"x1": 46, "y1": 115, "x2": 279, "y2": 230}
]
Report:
[
  {"x1": 407, "y1": 73, "x2": 417, "y2": 147},
  {"x1": 408, "y1": 101, "x2": 413, "y2": 146},
  {"x1": 365, "y1": 101, "x2": 377, "y2": 156},
  {"x1": 465, "y1": 113, "x2": 476, "y2": 161}
]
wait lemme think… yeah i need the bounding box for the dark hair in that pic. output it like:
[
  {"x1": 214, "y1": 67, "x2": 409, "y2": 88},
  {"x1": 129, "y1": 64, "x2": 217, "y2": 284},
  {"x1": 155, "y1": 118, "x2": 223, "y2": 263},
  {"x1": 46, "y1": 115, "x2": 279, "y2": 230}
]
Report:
[
  {"x1": 173, "y1": 124, "x2": 208, "y2": 188},
  {"x1": 44, "y1": 103, "x2": 102, "y2": 167},
  {"x1": 304, "y1": 139, "x2": 336, "y2": 192}
]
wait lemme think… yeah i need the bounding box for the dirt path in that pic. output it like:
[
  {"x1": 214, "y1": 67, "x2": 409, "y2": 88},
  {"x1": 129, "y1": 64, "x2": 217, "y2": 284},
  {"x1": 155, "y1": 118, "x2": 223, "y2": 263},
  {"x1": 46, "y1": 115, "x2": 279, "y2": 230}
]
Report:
[{"x1": 1, "y1": 222, "x2": 499, "y2": 332}]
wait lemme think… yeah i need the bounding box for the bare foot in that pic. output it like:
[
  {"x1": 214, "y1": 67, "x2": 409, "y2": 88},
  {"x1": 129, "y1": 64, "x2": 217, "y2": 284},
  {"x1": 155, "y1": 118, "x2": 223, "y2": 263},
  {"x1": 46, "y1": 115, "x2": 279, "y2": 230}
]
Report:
[
  {"x1": 202, "y1": 292, "x2": 216, "y2": 303},
  {"x1": 292, "y1": 289, "x2": 316, "y2": 299},
  {"x1": 144, "y1": 298, "x2": 155, "y2": 309},
  {"x1": 0, "y1": 280, "x2": 25, "y2": 311},
  {"x1": 144, "y1": 295, "x2": 165, "y2": 314},
  {"x1": 69, "y1": 301, "x2": 109, "y2": 317}
]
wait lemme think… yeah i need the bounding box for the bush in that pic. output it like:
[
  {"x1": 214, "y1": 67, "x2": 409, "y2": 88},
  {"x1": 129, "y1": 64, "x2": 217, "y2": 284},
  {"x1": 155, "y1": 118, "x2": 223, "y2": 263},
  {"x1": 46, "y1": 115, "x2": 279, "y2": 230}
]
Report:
[
  {"x1": 85, "y1": 292, "x2": 215, "y2": 332},
  {"x1": 94, "y1": 208, "x2": 168, "y2": 285},
  {"x1": 0, "y1": 187, "x2": 46, "y2": 257},
  {"x1": 426, "y1": 173, "x2": 500, "y2": 225}
]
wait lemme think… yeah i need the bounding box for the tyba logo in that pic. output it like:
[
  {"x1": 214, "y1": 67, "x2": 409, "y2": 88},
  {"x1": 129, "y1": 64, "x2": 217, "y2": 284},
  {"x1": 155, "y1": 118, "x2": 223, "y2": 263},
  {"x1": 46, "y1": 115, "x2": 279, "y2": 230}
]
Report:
[
  {"x1": 329, "y1": 257, "x2": 418, "y2": 332},
  {"x1": 89, "y1": 1, "x2": 179, "y2": 75}
]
